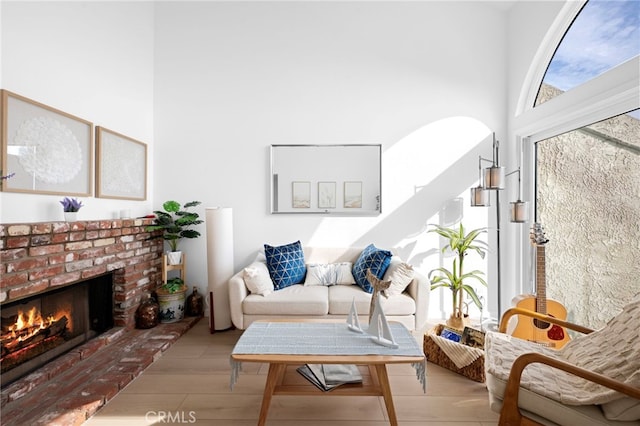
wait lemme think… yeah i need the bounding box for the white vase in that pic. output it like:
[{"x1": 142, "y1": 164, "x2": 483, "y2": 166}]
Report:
[
  {"x1": 167, "y1": 251, "x2": 183, "y2": 265},
  {"x1": 64, "y1": 212, "x2": 78, "y2": 222}
]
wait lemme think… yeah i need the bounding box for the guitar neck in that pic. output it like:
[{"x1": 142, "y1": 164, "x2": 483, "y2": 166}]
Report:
[{"x1": 536, "y1": 246, "x2": 547, "y2": 315}]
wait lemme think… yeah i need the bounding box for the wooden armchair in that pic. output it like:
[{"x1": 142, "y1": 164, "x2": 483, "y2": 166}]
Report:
[{"x1": 485, "y1": 305, "x2": 640, "y2": 426}]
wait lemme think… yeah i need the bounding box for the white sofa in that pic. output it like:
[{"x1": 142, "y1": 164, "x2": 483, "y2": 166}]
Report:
[{"x1": 228, "y1": 246, "x2": 429, "y2": 331}]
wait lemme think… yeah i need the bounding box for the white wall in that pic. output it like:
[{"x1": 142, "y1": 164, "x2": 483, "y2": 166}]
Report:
[
  {"x1": 0, "y1": 1, "x2": 155, "y2": 222},
  {"x1": 153, "y1": 1, "x2": 507, "y2": 320},
  {"x1": 3, "y1": 1, "x2": 567, "y2": 322},
  {"x1": 501, "y1": 0, "x2": 568, "y2": 316}
]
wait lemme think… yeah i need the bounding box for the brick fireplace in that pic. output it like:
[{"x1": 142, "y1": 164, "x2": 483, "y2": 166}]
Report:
[
  {"x1": 0, "y1": 219, "x2": 203, "y2": 424},
  {"x1": 0, "y1": 218, "x2": 163, "y2": 331}
]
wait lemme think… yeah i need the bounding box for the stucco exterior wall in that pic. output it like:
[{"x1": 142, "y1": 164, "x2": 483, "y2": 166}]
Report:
[{"x1": 537, "y1": 85, "x2": 640, "y2": 328}]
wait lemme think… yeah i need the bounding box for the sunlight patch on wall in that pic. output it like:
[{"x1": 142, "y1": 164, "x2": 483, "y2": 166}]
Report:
[
  {"x1": 307, "y1": 117, "x2": 492, "y2": 250},
  {"x1": 383, "y1": 116, "x2": 492, "y2": 212}
]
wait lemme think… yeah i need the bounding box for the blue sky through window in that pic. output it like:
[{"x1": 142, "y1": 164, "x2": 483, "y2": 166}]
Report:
[{"x1": 543, "y1": 0, "x2": 640, "y2": 91}]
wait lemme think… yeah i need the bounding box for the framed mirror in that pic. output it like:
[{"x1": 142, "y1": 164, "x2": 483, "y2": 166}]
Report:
[{"x1": 270, "y1": 144, "x2": 382, "y2": 215}]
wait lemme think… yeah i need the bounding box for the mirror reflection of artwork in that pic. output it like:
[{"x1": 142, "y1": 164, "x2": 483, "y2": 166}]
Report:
[
  {"x1": 270, "y1": 144, "x2": 381, "y2": 215},
  {"x1": 344, "y1": 181, "x2": 362, "y2": 208},
  {"x1": 318, "y1": 181, "x2": 336, "y2": 209},
  {"x1": 292, "y1": 181, "x2": 310, "y2": 208}
]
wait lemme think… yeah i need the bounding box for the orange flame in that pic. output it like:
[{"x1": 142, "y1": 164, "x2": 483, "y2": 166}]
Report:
[{"x1": 4, "y1": 307, "x2": 70, "y2": 345}]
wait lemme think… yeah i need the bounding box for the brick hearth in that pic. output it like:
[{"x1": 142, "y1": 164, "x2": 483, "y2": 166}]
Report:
[{"x1": 1, "y1": 317, "x2": 200, "y2": 425}]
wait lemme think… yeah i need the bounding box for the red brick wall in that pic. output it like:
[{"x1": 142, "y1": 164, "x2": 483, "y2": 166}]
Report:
[{"x1": 0, "y1": 219, "x2": 163, "y2": 329}]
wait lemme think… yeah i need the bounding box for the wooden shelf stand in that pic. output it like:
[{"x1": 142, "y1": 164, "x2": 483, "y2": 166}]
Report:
[{"x1": 162, "y1": 253, "x2": 186, "y2": 283}]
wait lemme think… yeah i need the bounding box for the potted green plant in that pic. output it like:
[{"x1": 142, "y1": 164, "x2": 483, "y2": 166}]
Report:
[
  {"x1": 428, "y1": 223, "x2": 487, "y2": 329},
  {"x1": 156, "y1": 277, "x2": 187, "y2": 323},
  {"x1": 146, "y1": 200, "x2": 203, "y2": 264}
]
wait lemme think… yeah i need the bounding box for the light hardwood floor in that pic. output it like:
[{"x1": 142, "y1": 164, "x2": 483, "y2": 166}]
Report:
[{"x1": 85, "y1": 320, "x2": 499, "y2": 425}]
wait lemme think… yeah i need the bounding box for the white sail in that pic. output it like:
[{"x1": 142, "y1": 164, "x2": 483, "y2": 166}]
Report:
[
  {"x1": 346, "y1": 297, "x2": 363, "y2": 333},
  {"x1": 368, "y1": 295, "x2": 398, "y2": 348}
]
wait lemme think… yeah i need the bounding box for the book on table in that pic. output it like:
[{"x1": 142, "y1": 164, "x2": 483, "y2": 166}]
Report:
[{"x1": 296, "y1": 364, "x2": 363, "y2": 391}]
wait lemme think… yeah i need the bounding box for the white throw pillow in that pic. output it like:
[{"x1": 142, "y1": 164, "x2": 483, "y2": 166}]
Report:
[
  {"x1": 243, "y1": 262, "x2": 274, "y2": 296},
  {"x1": 304, "y1": 262, "x2": 356, "y2": 286},
  {"x1": 383, "y1": 258, "x2": 414, "y2": 296}
]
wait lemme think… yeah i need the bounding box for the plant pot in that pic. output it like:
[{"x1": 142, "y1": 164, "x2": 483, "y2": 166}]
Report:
[
  {"x1": 157, "y1": 287, "x2": 186, "y2": 323},
  {"x1": 445, "y1": 313, "x2": 470, "y2": 330},
  {"x1": 166, "y1": 251, "x2": 183, "y2": 265},
  {"x1": 64, "y1": 212, "x2": 78, "y2": 222}
]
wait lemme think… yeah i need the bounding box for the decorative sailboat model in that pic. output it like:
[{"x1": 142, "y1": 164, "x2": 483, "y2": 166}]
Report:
[
  {"x1": 367, "y1": 295, "x2": 398, "y2": 348},
  {"x1": 346, "y1": 298, "x2": 364, "y2": 333},
  {"x1": 345, "y1": 269, "x2": 398, "y2": 347}
]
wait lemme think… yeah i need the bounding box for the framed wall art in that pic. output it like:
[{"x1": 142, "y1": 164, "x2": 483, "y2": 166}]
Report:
[
  {"x1": 344, "y1": 181, "x2": 363, "y2": 208},
  {"x1": 292, "y1": 181, "x2": 310, "y2": 208},
  {"x1": 1, "y1": 90, "x2": 93, "y2": 196},
  {"x1": 318, "y1": 181, "x2": 336, "y2": 209},
  {"x1": 96, "y1": 126, "x2": 147, "y2": 200}
]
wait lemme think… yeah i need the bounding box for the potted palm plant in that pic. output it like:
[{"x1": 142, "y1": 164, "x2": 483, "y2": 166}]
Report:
[
  {"x1": 146, "y1": 200, "x2": 203, "y2": 265},
  {"x1": 428, "y1": 223, "x2": 487, "y2": 329}
]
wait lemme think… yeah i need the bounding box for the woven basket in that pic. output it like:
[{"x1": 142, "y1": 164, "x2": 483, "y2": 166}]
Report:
[{"x1": 423, "y1": 325, "x2": 485, "y2": 383}]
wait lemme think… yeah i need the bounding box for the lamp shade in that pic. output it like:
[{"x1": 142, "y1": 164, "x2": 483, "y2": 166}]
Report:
[
  {"x1": 484, "y1": 166, "x2": 505, "y2": 189},
  {"x1": 470, "y1": 186, "x2": 490, "y2": 207},
  {"x1": 510, "y1": 200, "x2": 529, "y2": 223},
  {"x1": 206, "y1": 207, "x2": 234, "y2": 330}
]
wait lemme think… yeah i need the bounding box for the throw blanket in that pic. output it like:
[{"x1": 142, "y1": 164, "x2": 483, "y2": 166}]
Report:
[
  {"x1": 485, "y1": 297, "x2": 640, "y2": 405},
  {"x1": 230, "y1": 321, "x2": 426, "y2": 392}
]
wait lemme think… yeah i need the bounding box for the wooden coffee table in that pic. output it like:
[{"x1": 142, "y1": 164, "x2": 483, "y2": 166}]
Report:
[{"x1": 231, "y1": 321, "x2": 425, "y2": 426}]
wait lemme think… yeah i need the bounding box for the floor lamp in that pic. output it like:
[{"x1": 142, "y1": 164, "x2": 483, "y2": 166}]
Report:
[{"x1": 470, "y1": 134, "x2": 529, "y2": 319}]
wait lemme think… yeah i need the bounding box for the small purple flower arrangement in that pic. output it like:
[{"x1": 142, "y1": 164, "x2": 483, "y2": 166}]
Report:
[{"x1": 60, "y1": 197, "x2": 84, "y2": 212}]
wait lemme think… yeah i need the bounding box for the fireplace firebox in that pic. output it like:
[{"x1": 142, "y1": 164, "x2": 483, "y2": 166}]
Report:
[{"x1": 0, "y1": 274, "x2": 113, "y2": 385}]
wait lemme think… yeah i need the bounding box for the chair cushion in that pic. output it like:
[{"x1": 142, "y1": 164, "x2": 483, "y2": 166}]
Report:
[
  {"x1": 485, "y1": 372, "x2": 630, "y2": 426},
  {"x1": 485, "y1": 297, "x2": 640, "y2": 407},
  {"x1": 264, "y1": 240, "x2": 306, "y2": 290},
  {"x1": 601, "y1": 396, "x2": 640, "y2": 421},
  {"x1": 242, "y1": 284, "x2": 328, "y2": 315},
  {"x1": 352, "y1": 244, "x2": 392, "y2": 293}
]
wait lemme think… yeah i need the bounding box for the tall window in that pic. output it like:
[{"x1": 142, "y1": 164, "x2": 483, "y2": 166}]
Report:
[
  {"x1": 535, "y1": 110, "x2": 639, "y2": 328},
  {"x1": 532, "y1": 0, "x2": 639, "y2": 328}
]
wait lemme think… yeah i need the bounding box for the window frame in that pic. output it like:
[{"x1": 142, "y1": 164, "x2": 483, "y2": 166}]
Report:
[{"x1": 508, "y1": 1, "x2": 640, "y2": 309}]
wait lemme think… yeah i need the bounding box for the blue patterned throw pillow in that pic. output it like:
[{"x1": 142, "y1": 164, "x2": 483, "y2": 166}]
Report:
[
  {"x1": 264, "y1": 240, "x2": 306, "y2": 290},
  {"x1": 352, "y1": 244, "x2": 393, "y2": 293}
]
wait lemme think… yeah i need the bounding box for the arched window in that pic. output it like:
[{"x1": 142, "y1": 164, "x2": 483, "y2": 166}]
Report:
[
  {"x1": 525, "y1": 0, "x2": 639, "y2": 329},
  {"x1": 535, "y1": 0, "x2": 639, "y2": 107}
]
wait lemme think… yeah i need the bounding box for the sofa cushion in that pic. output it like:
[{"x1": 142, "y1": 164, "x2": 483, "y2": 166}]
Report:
[
  {"x1": 383, "y1": 258, "x2": 415, "y2": 296},
  {"x1": 328, "y1": 285, "x2": 416, "y2": 316},
  {"x1": 242, "y1": 284, "x2": 328, "y2": 315},
  {"x1": 352, "y1": 244, "x2": 392, "y2": 293},
  {"x1": 304, "y1": 262, "x2": 355, "y2": 286},
  {"x1": 264, "y1": 240, "x2": 306, "y2": 290},
  {"x1": 243, "y1": 262, "x2": 273, "y2": 296}
]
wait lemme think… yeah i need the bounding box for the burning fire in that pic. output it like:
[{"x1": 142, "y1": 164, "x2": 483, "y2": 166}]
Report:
[
  {"x1": 8, "y1": 307, "x2": 56, "y2": 341},
  {"x1": 1, "y1": 306, "x2": 72, "y2": 356}
]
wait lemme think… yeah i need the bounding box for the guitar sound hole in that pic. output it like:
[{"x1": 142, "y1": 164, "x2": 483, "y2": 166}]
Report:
[{"x1": 533, "y1": 318, "x2": 550, "y2": 329}]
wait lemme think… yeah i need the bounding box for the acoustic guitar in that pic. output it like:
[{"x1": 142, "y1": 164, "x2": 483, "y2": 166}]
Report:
[{"x1": 511, "y1": 223, "x2": 570, "y2": 349}]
